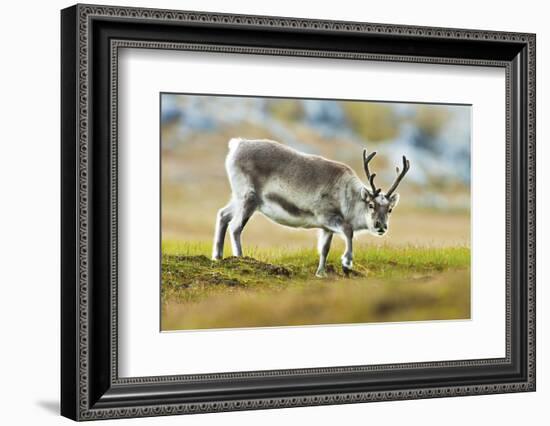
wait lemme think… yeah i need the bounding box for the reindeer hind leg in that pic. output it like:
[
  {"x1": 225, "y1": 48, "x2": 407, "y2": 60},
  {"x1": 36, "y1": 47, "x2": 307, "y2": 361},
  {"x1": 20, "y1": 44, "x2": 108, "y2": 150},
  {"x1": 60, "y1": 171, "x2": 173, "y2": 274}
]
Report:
[
  {"x1": 212, "y1": 202, "x2": 234, "y2": 260},
  {"x1": 341, "y1": 225, "x2": 354, "y2": 276},
  {"x1": 229, "y1": 193, "x2": 258, "y2": 257},
  {"x1": 316, "y1": 229, "x2": 333, "y2": 278}
]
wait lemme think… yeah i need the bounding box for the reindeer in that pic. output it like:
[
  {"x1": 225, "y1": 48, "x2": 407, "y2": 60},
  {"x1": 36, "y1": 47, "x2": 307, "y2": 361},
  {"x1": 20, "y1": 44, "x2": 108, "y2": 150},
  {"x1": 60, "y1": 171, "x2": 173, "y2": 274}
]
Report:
[{"x1": 212, "y1": 138, "x2": 410, "y2": 277}]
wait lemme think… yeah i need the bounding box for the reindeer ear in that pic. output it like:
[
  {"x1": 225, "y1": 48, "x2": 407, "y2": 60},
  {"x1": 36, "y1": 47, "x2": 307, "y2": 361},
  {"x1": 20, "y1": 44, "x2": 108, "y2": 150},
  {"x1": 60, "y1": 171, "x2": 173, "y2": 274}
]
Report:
[
  {"x1": 361, "y1": 187, "x2": 371, "y2": 202},
  {"x1": 389, "y1": 192, "x2": 400, "y2": 208}
]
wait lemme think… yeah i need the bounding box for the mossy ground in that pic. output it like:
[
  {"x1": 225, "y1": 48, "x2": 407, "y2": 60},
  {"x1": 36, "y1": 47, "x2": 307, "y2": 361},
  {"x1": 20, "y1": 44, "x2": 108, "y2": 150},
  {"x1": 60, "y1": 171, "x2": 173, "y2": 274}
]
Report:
[{"x1": 161, "y1": 241, "x2": 470, "y2": 330}]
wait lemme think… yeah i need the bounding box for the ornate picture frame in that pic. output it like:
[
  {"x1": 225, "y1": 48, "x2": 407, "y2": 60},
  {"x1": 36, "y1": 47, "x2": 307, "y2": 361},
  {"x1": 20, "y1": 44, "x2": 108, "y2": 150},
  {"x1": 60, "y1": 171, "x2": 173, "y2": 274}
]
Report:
[{"x1": 61, "y1": 4, "x2": 535, "y2": 421}]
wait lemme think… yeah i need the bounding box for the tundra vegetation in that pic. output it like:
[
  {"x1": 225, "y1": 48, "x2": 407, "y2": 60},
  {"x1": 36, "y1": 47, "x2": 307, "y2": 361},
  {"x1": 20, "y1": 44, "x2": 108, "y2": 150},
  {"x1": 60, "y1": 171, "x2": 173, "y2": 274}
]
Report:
[{"x1": 160, "y1": 95, "x2": 471, "y2": 330}]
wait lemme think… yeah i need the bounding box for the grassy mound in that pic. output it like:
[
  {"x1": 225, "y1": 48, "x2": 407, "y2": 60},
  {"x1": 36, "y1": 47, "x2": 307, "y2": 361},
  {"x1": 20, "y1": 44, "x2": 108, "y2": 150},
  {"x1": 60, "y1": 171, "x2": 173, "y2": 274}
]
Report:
[{"x1": 161, "y1": 241, "x2": 470, "y2": 330}]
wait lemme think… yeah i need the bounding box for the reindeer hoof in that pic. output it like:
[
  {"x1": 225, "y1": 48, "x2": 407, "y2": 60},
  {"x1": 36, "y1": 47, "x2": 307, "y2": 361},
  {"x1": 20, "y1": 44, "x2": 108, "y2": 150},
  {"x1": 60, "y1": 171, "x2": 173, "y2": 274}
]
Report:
[
  {"x1": 212, "y1": 254, "x2": 222, "y2": 261},
  {"x1": 315, "y1": 269, "x2": 328, "y2": 278},
  {"x1": 341, "y1": 257, "x2": 353, "y2": 276}
]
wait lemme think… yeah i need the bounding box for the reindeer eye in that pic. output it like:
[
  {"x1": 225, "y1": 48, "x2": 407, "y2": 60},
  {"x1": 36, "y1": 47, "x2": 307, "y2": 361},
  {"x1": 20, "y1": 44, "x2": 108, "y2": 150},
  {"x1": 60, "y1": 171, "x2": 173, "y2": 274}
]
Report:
[
  {"x1": 368, "y1": 203, "x2": 375, "y2": 209},
  {"x1": 389, "y1": 208, "x2": 393, "y2": 213}
]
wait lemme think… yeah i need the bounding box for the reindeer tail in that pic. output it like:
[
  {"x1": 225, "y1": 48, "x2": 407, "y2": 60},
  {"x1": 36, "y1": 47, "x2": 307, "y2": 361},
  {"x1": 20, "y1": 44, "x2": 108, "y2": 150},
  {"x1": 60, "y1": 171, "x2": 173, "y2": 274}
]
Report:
[{"x1": 228, "y1": 137, "x2": 243, "y2": 153}]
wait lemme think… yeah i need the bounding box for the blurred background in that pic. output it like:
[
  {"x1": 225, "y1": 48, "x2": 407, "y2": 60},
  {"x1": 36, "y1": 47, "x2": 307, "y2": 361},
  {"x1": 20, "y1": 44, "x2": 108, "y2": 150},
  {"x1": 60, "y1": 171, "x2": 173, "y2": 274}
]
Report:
[{"x1": 161, "y1": 94, "x2": 471, "y2": 248}]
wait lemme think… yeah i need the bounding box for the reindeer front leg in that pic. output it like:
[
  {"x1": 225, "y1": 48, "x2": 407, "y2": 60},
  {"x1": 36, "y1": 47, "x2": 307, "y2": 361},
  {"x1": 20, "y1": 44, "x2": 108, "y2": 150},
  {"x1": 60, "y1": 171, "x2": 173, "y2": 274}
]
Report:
[
  {"x1": 341, "y1": 225, "x2": 354, "y2": 275},
  {"x1": 316, "y1": 229, "x2": 333, "y2": 278},
  {"x1": 322, "y1": 217, "x2": 354, "y2": 276}
]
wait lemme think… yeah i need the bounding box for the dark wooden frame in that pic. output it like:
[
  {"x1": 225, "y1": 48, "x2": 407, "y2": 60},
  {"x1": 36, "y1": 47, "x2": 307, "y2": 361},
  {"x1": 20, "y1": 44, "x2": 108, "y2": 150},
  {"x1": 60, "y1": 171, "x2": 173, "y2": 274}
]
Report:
[{"x1": 61, "y1": 3, "x2": 536, "y2": 421}]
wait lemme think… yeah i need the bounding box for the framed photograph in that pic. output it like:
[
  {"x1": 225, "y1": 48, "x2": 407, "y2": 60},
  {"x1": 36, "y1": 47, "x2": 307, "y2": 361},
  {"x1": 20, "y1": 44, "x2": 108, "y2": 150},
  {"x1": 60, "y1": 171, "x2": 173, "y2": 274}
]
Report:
[{"x1": 61, "y1": 4, "x2": 536, "y2": 421}]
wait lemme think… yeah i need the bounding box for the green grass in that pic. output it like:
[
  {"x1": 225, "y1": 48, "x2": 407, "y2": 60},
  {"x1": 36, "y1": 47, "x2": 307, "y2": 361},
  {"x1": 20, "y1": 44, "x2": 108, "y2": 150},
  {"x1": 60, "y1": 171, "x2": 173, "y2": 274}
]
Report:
[{"x1": 161, "y1": 241, "x2": 470, "y2": 330}]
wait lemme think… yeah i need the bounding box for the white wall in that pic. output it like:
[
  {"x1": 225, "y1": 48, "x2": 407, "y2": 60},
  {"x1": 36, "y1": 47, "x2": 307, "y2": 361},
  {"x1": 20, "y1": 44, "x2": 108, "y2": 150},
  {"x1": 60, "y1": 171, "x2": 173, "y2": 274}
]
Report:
[{"x1": 0, "y1": 0, "x2": 546, "y2": 424}]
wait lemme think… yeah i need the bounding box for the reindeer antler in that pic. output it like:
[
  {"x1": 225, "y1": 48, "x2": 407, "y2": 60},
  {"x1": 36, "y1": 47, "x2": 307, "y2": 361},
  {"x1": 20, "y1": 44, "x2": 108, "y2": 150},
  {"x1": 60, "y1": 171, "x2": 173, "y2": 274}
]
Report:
[
  {"x1": 363, "y1": 149, "x2": 381, "y2": 197},
  {"x1": 386, "y1": 155, "x2": 410, "y2": 197}
]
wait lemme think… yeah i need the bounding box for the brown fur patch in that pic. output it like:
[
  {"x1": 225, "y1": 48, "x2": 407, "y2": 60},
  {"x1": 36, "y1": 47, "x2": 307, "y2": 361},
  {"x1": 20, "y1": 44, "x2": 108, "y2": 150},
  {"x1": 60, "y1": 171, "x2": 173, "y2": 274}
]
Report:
[{"x1": 265, "y1": 193, "x2": 314, "y2": 217}]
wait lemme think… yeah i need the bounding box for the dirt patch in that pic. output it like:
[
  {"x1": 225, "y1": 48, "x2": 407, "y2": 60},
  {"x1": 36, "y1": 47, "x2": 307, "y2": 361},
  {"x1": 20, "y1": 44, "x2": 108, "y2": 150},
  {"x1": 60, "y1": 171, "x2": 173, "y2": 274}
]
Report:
[
  {"x1": 163, "y1": 255, "x2": 292, "y2": 291},
  {"x1": 344, "y1": 269, "x2": 365, "y2": 278},
  {"x1": 167, "y1": 255, "x2": 293, "y2": 278},
  {"x1": 325, "y1": 264, "x2": 337, "y2": 274},
  {"x1": 221, "y1": 256, "x2": 292, "y2": 277},
  {"x1": 203, "y1": 272, "x2": 242, "y2": 287}
]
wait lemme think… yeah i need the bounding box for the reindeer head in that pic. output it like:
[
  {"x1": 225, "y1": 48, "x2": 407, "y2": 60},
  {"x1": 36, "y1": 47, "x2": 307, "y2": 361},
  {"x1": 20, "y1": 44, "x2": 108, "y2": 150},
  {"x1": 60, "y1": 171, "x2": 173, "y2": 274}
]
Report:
[{"x1": 360, "y1": 150, "x2": 410, "y2": 237}]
